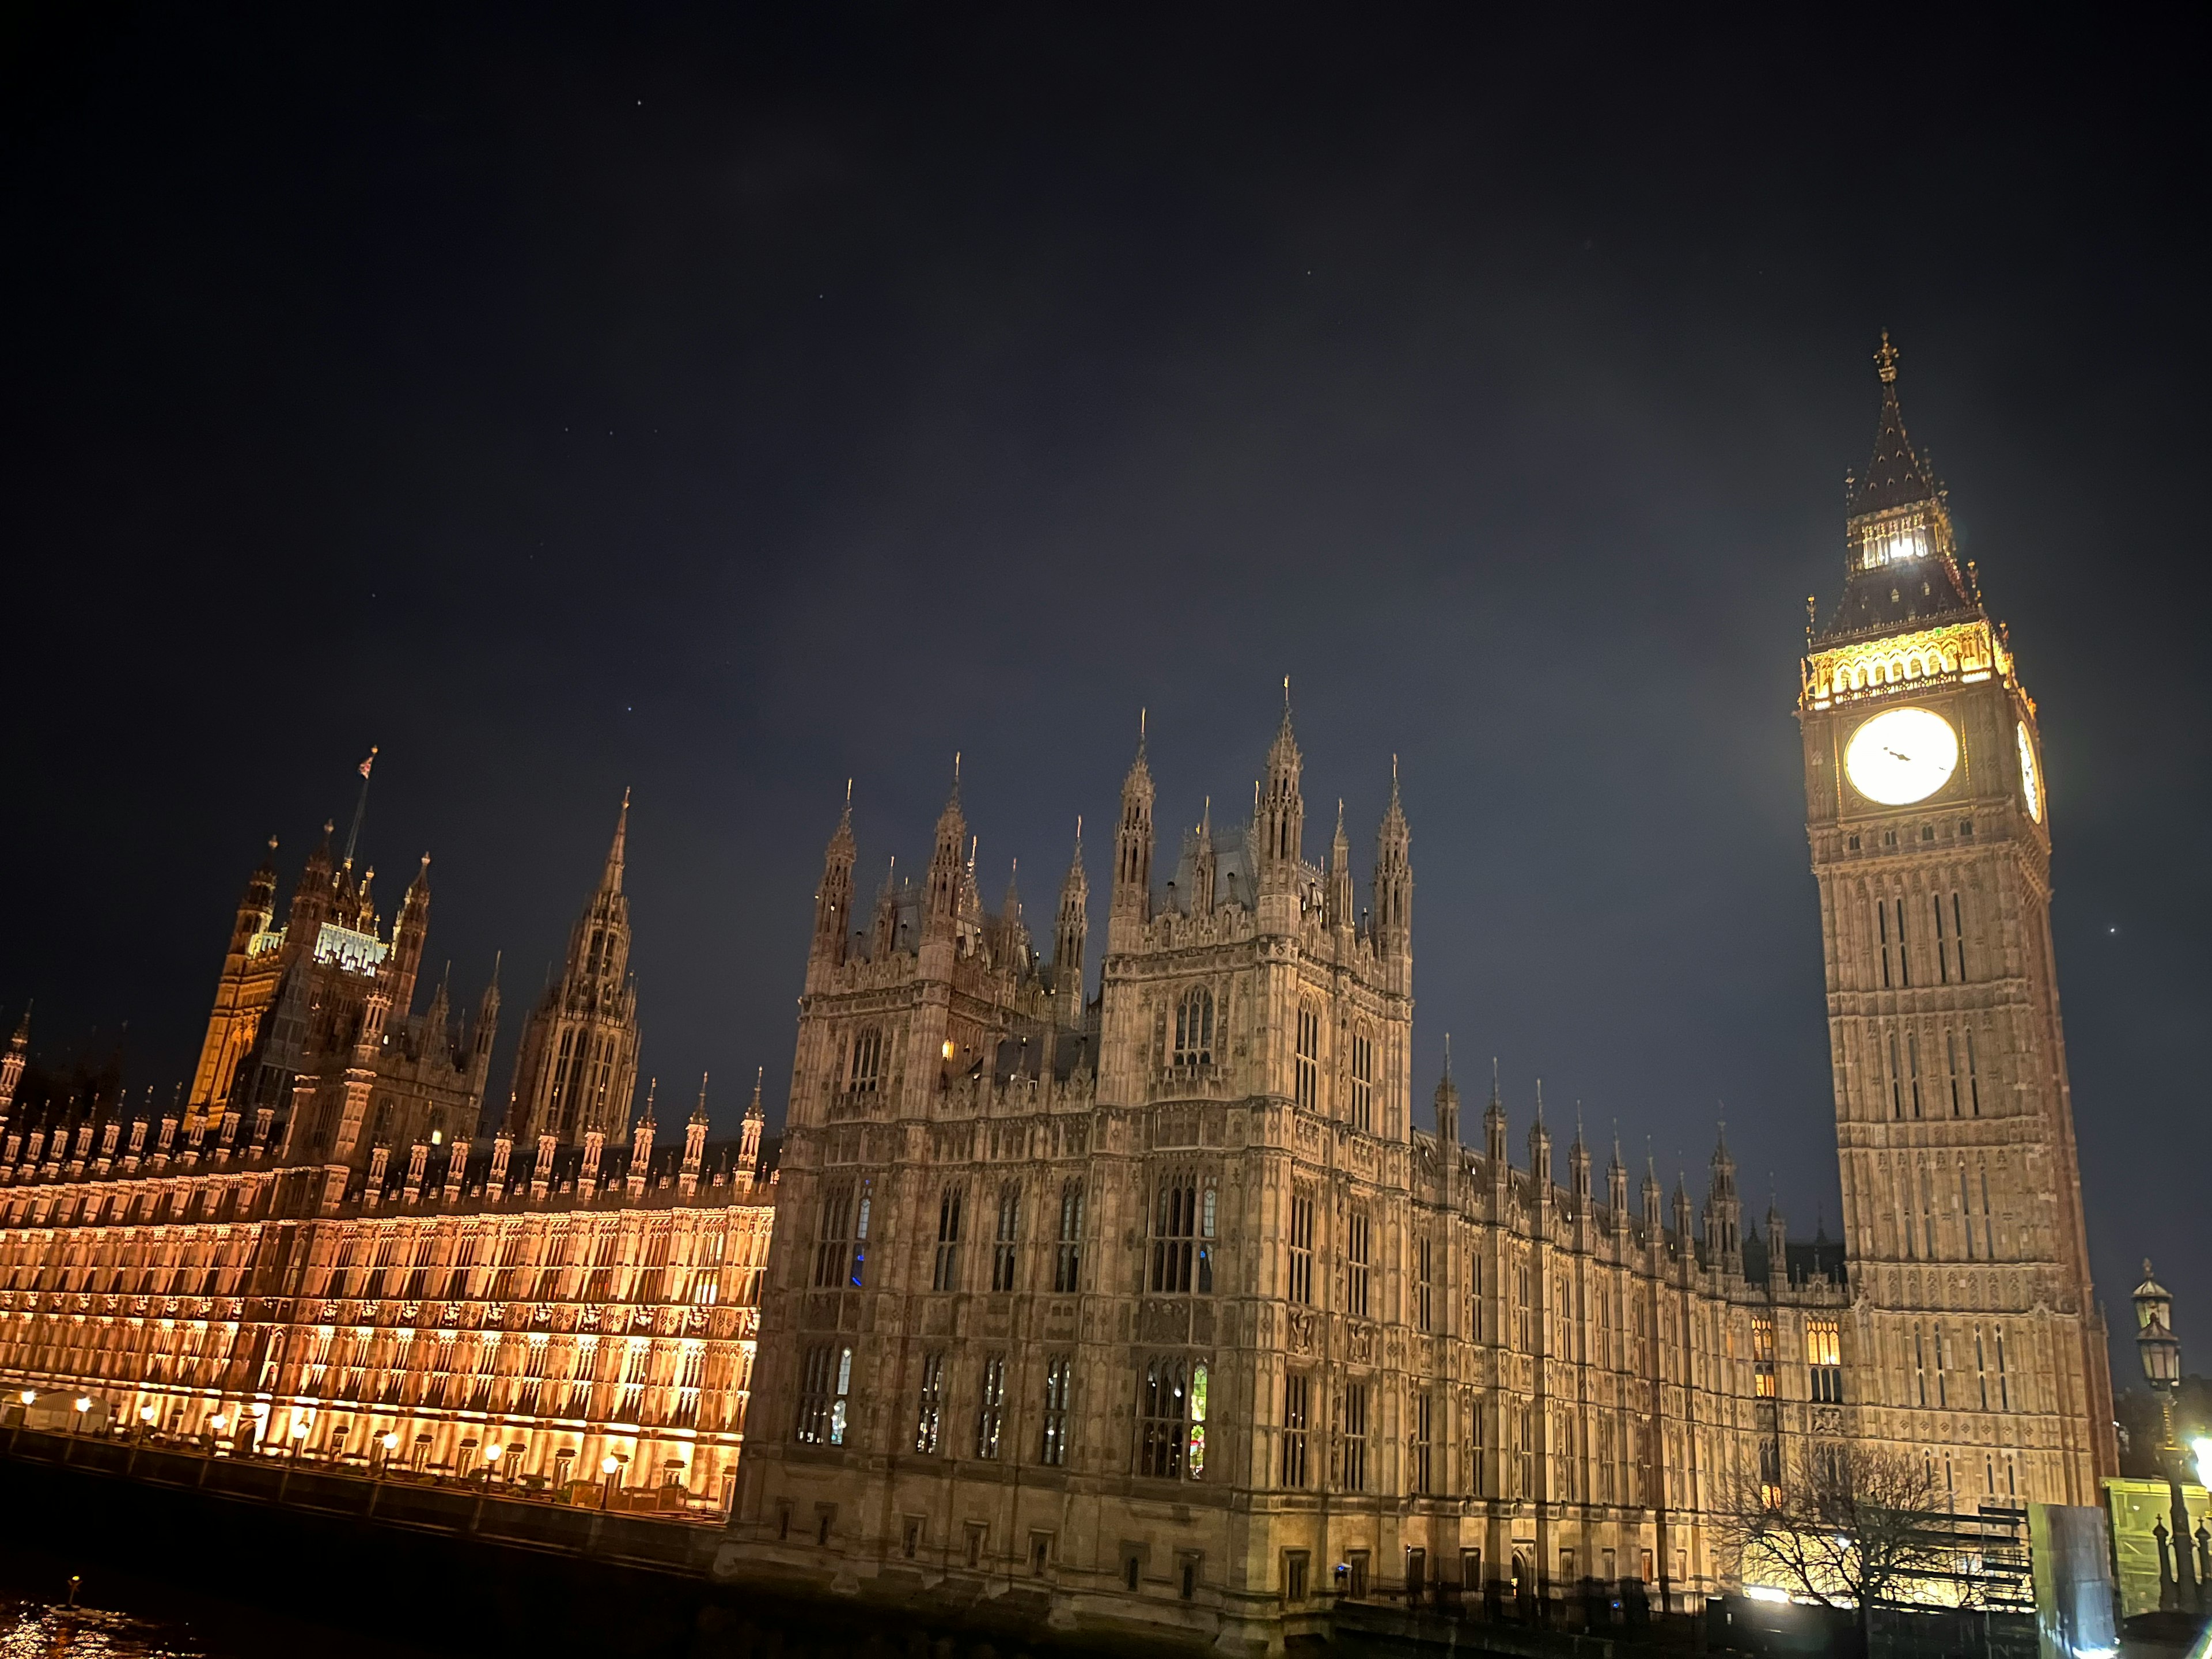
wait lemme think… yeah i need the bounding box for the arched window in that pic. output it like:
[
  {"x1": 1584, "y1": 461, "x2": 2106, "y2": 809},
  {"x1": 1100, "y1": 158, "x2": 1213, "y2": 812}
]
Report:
[
  {"x1": 848, "y1": 1027, "x2": 884, "y2": 1093},
  {"x1": 1173, "y1": 988, "x2": 1214, "y2": 1066},
  {"x1": 1149, "y1": 1172, "x2": 1216, "y2": 1294}
]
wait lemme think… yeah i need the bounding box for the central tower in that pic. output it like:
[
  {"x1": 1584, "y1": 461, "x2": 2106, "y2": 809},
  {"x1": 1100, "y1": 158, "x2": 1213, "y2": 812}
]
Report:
[{"x1": 1797, "y1": 337, "x2": 2113, "y2": 1505}]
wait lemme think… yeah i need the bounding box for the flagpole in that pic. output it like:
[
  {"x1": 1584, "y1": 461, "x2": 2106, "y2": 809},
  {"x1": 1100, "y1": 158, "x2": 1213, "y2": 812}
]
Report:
[{"x1": 342, "y1": 746, "x2": 378, "y2": 868}]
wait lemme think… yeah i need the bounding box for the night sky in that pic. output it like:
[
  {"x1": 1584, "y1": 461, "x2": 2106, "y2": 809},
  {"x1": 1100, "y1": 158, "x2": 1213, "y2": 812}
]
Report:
[{"x1": 3, "y1": 10, "x2": 2205, "y2": 1378}]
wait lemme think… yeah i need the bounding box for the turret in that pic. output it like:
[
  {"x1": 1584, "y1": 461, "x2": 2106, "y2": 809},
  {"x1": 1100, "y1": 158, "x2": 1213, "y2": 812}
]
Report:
[
  {"x1": 627, "y1": 1078, "x2": 657, "y2": 1198},
  {"x1": 404, "y1": 1139, "x2": 430, "y2": 1204},
  {"x1": 1703, "y1": 1123, "x2": 1743, "y2": 1272},
  {"x1": 532, "y1": 1132, "x2": 558, "y2": 1199},
  {"x1": 1110, "y1": 716, "x2": 1154, "y2": 940},
  {"x1": 0, "y1": 1005, "x2": 27, "y2": 1117},
  {"x1": 923, "y1": 760, "x2": 967, "y2": 938},
  {"x1": 1256, "y1": 688, "x2": 1304, "y2": 898},
  {"x1": 1642, "y1": 1151, "x2": 1664, "y2": 1230},
  {"x1": 681, "y1": 1073, "x2": 709, "y2": 1195},
  {"x1": 1527, "y1": 1080, "x2": 1552, "y2": 1190},
  {"x1": 487, "y1": 1128, "x2": 513, "y2": 1199},
  {"x1": 870, "y1": 859, "x2": 902, "y2": 958},
  {"x1": 1569, "y1": 1113, "x2": 1592, "y2": 1209},
  {"x1": 813, "y1": 784, "x2": 856, "y2": 968},
  {"x1": 287, "y1": 821, "x2": 338, "y2": 948},
  {"x1": 442, "y1": 1136, "x2": 469, "y2": 1204},
  {"x1": 740, "y1": 1068, "x2": 765, "y2": 1180},
  {"x1": 1190, "y1": 799, "x2": 1216, "y2": 915},
  {"x1": 1373, "y1": 757, "x2": 1411, "y2": 965},
  {"x1": 1326, "y1": 801, "x2": 1355, "y2": 927},
  {"x1": 388, "y1": 854, "x2": 432, "y2": 1017},
  {"x1": 1484, "y1": 1063, "x2": 1509, "y2": 1166},
  {"x1": 1766, "y1": 1198, "x2": 1789, "y2": 1291},
  {"x1": 1607, "y1": 1131, "x2": 1629, "y2": 1218},
  {"x1": 1673, "y1": 1173, "x2": 1695, "y2": 1255},
  {"x1": 1434, "y1": 1038, "x2": 1460, "y2": 1145},
  {"x1": 1052, "y1": 823, "x2": 1088, "y2": 1022},
  {"x1": 579, "y1": 1127, "x2": 605, "y2": 1199}
]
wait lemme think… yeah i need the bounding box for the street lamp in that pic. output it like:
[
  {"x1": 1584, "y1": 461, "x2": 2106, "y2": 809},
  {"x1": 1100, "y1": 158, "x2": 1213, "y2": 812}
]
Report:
[
  {"x1": 2135, "y1": 1260, "x2": 2199, "y2": 1613},
  {"x1": 601, "y1": 1453, "x2": 623, "y2": 1510},
  {"x1": 72, "y1": 1396, "x2": 91, "y2": 1434}
]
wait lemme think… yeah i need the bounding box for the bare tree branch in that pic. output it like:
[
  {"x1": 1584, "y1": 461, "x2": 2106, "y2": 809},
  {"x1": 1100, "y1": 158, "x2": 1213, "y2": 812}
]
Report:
[{"x1": 1711, "y1": 1441, "x2": 1953, "y2": 1615}]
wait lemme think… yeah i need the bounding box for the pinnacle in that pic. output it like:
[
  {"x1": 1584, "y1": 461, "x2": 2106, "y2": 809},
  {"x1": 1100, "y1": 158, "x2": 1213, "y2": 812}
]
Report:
[
  {"x1": 602, "y1": 789, "x2": 630, "y2": 893},
  {"x1": 745, "y1": 1066, "x2": 766, "y2": 1120}
]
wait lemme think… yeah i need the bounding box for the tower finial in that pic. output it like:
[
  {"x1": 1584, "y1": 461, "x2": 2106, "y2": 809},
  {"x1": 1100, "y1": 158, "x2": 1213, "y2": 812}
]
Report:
[
  {"x1": 1874, "y1": 328, "x2": 1900, "y2": 384},
  {"x1": 1442, "y1": 1032, "x2": 1452, "y2": 1079}
]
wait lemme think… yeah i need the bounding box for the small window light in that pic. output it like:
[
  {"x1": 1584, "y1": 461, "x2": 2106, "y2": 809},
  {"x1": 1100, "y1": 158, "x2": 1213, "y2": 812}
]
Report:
[
  {"x1": 942, "y1": 1040, "x2": 956, "y2": 1060},
  {"x1": 431, "y1": 1130, "x2": 443, "y2": 1146}
]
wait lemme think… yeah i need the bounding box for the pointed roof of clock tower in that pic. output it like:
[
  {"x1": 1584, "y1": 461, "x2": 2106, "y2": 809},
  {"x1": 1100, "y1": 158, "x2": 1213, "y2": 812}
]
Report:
[{"x1": 1815, "y1": 334, "x2": 1978, "y2": 645}]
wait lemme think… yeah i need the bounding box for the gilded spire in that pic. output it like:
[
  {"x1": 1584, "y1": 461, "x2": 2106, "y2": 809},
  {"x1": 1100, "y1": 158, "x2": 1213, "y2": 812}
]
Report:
[{"x1": 1849, "y1": 331, "x2": 1939, "y2": 516}]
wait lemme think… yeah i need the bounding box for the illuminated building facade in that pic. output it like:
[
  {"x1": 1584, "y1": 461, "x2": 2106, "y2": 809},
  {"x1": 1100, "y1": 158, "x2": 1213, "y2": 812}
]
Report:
[
  {"x1": 724, "y1": 341, "x2": 2113, "y2": 1645},
  {"x1": 0, "y1": 800, "x2": 779, "y2": 1508},
  {"x1": 503, "y1": 794, "x2": 643, "y2": 1150},
  {"x1": 1798, "y1": 334, "x2": 2116, "y2": 1505},
  {"x1": 729, "y1": 738, "x2": 1855, "y2": 1646}
]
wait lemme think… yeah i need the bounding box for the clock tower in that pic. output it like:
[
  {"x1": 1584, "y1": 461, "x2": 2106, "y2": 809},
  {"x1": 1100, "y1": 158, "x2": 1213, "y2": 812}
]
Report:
[{"x1": 1798, "y1": 336, "x2": 2115, "y2": 1505}]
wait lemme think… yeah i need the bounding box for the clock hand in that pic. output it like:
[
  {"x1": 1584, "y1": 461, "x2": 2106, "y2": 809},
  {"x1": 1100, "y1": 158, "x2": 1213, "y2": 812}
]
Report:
[{"x1": 1884, "y1": 747, "x2": 1913, "y2": 764}]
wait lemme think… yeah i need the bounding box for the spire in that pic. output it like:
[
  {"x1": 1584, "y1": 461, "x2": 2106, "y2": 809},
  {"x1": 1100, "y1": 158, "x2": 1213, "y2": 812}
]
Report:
[
  {"x1": 1054, "y1": 819, "x2": 1089, "y2": 1017},
  {"x1": 1434, "y1": 1033, "x2": 1461, "y2": 1145},
  {"x1": 602, "y1": 788, "x2": 630, "y2": 894},
  {"x1": 924, "y1": 757, "x2": 968, "y2": 931},
  {"x1": 1111, "y1": 714, "x2": 1155, "y2": 926},
  {"x1": 1850, "y1": 331, "x2": 1940, "y2": 517},
  {"x1": 813, "y1": 784, "x2": 857, "y2": 965},
  {"x1": 691, "y1": 1071, "x2": 710, "y2": 1125},
  {"x1": 1373, "y1": 755, "x2": 1411, "y2": 958},
  {"x1": 1257, "y1": 681, "x2": 1304, "y2": 894},
  {"x1": 1483, "y1": 1058, "x2": 1508, "y2": 1165},
  {"x1": 745, "y1": 1066, "x2": 765, "y2": 1120},
  {"x1": 1327, "y1": 799, "x2": 1354, "y2": 926},
  {"x1": 639, "y1": 1077, "x2": 658, "y2": 1131}
]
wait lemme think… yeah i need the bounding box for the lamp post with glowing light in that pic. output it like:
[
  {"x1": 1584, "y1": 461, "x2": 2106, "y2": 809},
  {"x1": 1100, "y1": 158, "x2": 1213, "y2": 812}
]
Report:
[
  {"x1": 2134, "y1": 1260, "x2": 2199, "y2": 1613},
  {"x1": 601, "y1": 1453, "x2": 623, "y2": 1510}
]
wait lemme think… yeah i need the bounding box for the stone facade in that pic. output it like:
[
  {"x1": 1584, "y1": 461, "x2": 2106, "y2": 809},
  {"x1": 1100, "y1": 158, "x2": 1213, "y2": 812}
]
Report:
[
  {"x1": 1797, "y1": 334, "x2": 2116, "y2": 1506},
  {"x1": 0, "y1": 794, "x2": 779, "y2": 1511},
  {"x1": 723, "y1": 344, "x2": 2113, "y2": 1647}
]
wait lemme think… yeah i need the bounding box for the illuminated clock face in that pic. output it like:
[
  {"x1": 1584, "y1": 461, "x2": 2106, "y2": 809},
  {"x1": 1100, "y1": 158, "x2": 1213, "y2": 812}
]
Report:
[
  {"x1": 2017, "y1": 721, "x2": 2042, "y2": 822},
  {"x1": 1843, "y1": 707, "x2": 1959, "y2": 806}
]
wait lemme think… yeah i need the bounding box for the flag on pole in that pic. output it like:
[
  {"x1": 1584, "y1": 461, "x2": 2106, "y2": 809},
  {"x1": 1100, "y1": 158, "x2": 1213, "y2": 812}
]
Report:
[{"x1": 359, "y1": 747, "x2": 378, "y2": 779}]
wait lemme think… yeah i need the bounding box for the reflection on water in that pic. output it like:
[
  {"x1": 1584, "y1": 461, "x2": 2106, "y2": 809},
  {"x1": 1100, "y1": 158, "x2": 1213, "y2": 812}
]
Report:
[{"x1": 0, "y1": 1599, "x2": 207, "y2": 1659}]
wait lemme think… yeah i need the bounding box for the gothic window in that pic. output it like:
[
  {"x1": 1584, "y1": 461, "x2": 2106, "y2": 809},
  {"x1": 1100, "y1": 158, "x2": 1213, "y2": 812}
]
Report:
[
  {"x1": 1281, "y1": 1372, "x2": 1311, "y2": 1487},
  {"x1": 1896, "y1": 897, "x2": 1911, "y2": 986},
  {"x1": 1752, "y1": 1316, "x2": 1776, "y2": 1397},
  {"x1": 1933, "y1": 893, "x2": 1949, "y2": 983},
  {"x1": 1411, "y1": 1389, "x2": 1434, "y2": 1496},
  {"x1": 1952, "y1": 892, "x2": 1968, "y2": 980},
  {"x1": 1040, "y1": 1357, "x2": 1073, "y2": 1466},
  {"x1": 1338, "y1": 1380, "x2": 1369, "y2": 1492},
  {"x1": 1875, "y1": 896, "x2": 1892, "y2": 989},
  {"x1": 795, "y1": 1343, "x2": 851, "y2": 1445},
  {"x1": 975, "y1": 1355, "x2": 1006, "y2": 1459},
  {"x1": 1975, "y1": 1324, "x2": 1990, "y2": 1409},
  {"x1": 914, "y1": 1350, "x2": 945, "y2": 1453},
  {"x1": 1139, "y1": 1357, "x2": 1190, "y2": 1479},
  {"x1": 1888, "y1": 1029, "x2": 1903, "y2": 1119},
  {"x1": 931, "y1": 1185, "x2": 964, "y2": 1292},
  {"x1": 991, "y1": 1185, "x2": 1020, "y2": 1293},
  {"x1": 1934, "y1": 1322, "x2": 1949, "y2": 1407},
  {"x1": 1287, "y1": 1190, "x2": 1314, "y2": 1305},
  {"x1": 1959, "y1": 1164, "x2": 1975, "y2": 1259},
  {"x1": 1908, "y1": 1031, "x2": 1923, "y2": 1118},
  {"x1": 1187, "y1": 1362, "x2": 1209, "y2": 1478},
  {"x1": 1946, "y1": 1031, "x2": 1962, "y2": 1116},
  {"x1": 848, "y1": 1027, "x2": 884, "y2": 1094},
  {"x1": 1965, "y1": 1027, "x2": 1982, "y2": 1115},
  {"x1": 1913, "y1": 1324, "x2": 1928, "y2": 1406},
  {"x1": 1994, "y1": 1324, "x2": 2011, "y2": 1410},
  {"x1": 1349, "y1": 1028, "x2": 1374, "y2": 1133},
  {"x1": 1415, "y1": 1233, "x2": 1433, "y2": 1332},
  {"x1": 813, "y1": 1183, "x2": 855, "y2": 1288},
  {"x1": 1345, "y1": 1209, "x2": 1371, "y2": 1319},
  {"x1": 1053, "y1": 1179, "x2": 1084, "y2": 1293},
  {"x1": 1149, "y1": 1173, "x2": 1214, "y2": 1294},
  {"x1": 1806, "y1": 1319, "x2": 1843, "y2": 1402},
  {"x1": 1173, "y1": 988, "x2": 1214, "y2": 1067},
  {"x1": 1468, "y1": 1251, "x2": 1483, "y2": 1344},
  {"x1": 1758, "y1": 1438, "x2": 1782, "y2": 1506},
  {"x1": 1294, "y1": 1001, "x2": 1320, "y2": 1111}
]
